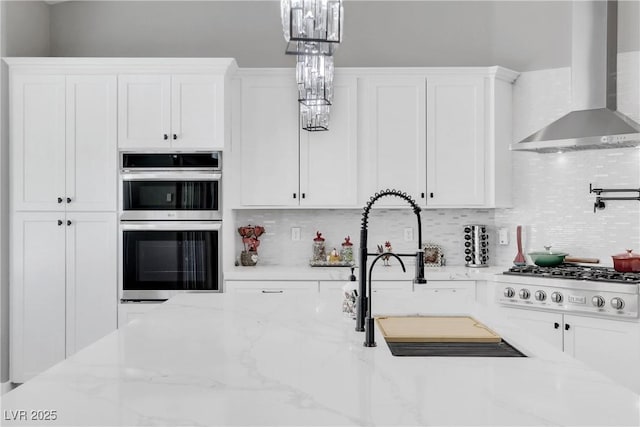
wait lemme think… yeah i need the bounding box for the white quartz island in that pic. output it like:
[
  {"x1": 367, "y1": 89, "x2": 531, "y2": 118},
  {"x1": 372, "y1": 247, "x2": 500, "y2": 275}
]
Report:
[{"x1": 2, "y1": 292, "x2": 639, "y2": 426}]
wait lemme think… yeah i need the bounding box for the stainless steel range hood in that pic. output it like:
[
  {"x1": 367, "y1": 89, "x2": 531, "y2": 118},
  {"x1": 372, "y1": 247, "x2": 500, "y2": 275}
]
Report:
[{"x1": 511, "y1": 0, "x2": 640, "y2": 153}]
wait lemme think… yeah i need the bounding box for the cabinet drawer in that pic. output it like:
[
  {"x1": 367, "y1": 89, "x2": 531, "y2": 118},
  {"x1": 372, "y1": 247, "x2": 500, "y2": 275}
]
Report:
[
  {"x1": 118, "y1": 302, "x2": 163, "y2": 328},
  {"x1": 319, "y1": 280, "x2": 413, "y2": 293},
  {"x1": 224, "y1": 280, "x2": 318, "y2": 293}
]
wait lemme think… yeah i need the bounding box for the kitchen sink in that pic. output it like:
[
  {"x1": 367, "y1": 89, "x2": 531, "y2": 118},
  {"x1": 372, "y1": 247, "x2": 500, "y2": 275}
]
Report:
[
  {"x1": 384, "y1": 340, "x2": 527, "y2": 357},
  {"x1": 376, "y1": 316, "x2": 527, "y2": 357}
]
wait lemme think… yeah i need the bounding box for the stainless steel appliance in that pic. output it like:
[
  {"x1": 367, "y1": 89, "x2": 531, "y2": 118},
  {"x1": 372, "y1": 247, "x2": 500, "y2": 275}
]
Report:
[
  {"x1": 119, "y1": 152, "x2": 223, "y2": 301},
  {"x1": 120, "y1": 221, "x2": 222, "y2": 301},
  {"x1": 496, "y1": 265, "x2": 640, "y2": 319},
  {"x1": 120, "y1": 152, "x2": 221, "y2": 221}
]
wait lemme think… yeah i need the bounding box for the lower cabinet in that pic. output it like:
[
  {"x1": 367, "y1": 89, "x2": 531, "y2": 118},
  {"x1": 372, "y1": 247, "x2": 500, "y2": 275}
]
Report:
[
  {"x1": 225, "y1": 280, "x2": 319, "y2": 293},
  {"x1": 118, "y1": 302, "x2": 163, "y2": 327},
  {"x1": 11, "y1": 211, "x2": 117, "y2": 383},
  {"x1": 501, "y1": 307, "x2": 640, "y2": 394}
]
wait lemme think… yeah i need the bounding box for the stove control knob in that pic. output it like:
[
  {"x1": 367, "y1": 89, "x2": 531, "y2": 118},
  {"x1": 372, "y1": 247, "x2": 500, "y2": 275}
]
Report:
[
  {"x1": 504, "y1": 287, "x2": 515, "y2": 298},
  {"x1": 592, "y1": 296, "x2": 605, "y2": 308},
  {"x1": 519, "y1": 289, "x2": 531, "y2": 300},
  {"x1": 534, "y1": 290, "x2": 547, "y2": 301},
  {"x1": 550, "y1": 292, "x2": 563, "y2": 303},
  {"x1": 610, "y1": 297, "x2": 625, "y2": 310}
]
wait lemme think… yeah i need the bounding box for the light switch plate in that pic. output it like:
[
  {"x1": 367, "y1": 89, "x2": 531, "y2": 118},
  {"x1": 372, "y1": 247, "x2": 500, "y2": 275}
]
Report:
[
  {"x1": 403, "y1": 227, "x2": 414, "y2": 241},
  {"x1": 498, "y1": 228, "x2": 508, "y2": 245},
  {"x1": 291, "y1": 227, "x2": 301, "y2": 241}
]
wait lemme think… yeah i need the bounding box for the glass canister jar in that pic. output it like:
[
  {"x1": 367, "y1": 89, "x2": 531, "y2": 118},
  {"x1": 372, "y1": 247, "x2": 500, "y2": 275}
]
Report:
[
  {"x1": 312, "y1": 231, "x2": 326, "y2": 262},
  {"x1": 340, "y1": 236, "x2": 354, "y2": 263}
]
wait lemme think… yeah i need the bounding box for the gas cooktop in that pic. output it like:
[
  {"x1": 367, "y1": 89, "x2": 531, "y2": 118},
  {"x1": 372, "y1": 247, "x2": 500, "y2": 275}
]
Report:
[{"x1": 504, "y1": 265, "x2": 640, "y2": 284}]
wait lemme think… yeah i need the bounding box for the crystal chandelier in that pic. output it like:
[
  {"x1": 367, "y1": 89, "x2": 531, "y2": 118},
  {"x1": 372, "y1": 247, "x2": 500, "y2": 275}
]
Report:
[
  {"x1": 281, "y1": 0, "x2": 343, "y2": 56},
  {"x1": 296, "y1": 54, "x2": 334, "y2": 106},
  {"x1": 281, "y1": 0, "x2": 343, "y2": 131},
  {"x1": 300, "y1": 104, "x2": 331, "y2": 132}
]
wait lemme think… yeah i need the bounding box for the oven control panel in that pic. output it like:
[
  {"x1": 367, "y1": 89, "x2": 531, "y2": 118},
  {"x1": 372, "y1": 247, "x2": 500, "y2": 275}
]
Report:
[{"x1": 497, "y1": 284, "x2": 639, "y2": 319}]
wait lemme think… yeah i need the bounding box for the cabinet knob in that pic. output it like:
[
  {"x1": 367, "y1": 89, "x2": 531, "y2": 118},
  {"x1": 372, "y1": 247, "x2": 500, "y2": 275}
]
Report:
[
  {"x1": 430, "y1": 192, "x2": 434, "y2": 198},
  {"x1": 67, "y1": 220, "x2": 72, "y2": 226},
  {"x1": 421, "y1": 192, "x2": 425, "y2": 199},
  {"x1": 57, "y1": 197, "x2": 63, "y2": 204},
  {"x1": 554, "y1": 322, "x2": 560, "y2": 329},
  {"x1": 163, "y1": 134, "x2": 169, "y2": 140},
  {"x1": 564, "y1": 323, "x2": 570, "y2": 331},
  {"x1": 66, "y1": 197, "x2": 72, "y2": 203},
  {"x1": 173, "y1": 134, "x2": 177, "y2": 140},
  {"x1": 293, "y1": 193, "x2": 297, "y2": 199},
  {"x1": 301, "y1": 193, "x2": 306, "y2": 199},
  {"x1": 57, "y1": 219, "x2": 63, "y2": 226}
]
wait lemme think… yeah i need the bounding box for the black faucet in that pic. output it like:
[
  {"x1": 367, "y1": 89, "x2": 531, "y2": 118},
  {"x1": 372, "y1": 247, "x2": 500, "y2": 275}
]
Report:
[
  {"x1": 356, "y1": 189, "x2": 427, "y2": 343},
  {"x1": 364, "y1": 252, "x2": 406, "y2": 347}
]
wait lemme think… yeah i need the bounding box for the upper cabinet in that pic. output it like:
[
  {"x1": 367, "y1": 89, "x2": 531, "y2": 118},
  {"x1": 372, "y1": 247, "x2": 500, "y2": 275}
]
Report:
[
  {"x1": 11, "y1": 73, "x2": 117, "y2": 212},
  {"x1": 359, "y1": 76, "x2": 426, "y2": 207},
  {"x1": 426, "y1": 75, "x2": 486, "y2": 207},
  {"x1": 236, "y1": 70, "x2": 358, "y2": 208},
  {"x1": 118, "y1": 74, "x2": 225, "y2": 150},
  {"x1": 360, "y1": 68, "x2": 518, "y2": 208}
]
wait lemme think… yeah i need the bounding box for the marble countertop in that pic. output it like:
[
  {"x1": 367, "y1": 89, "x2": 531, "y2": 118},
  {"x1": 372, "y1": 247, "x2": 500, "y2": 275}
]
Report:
[
  {"x1": 3, "y1": 292, "x2": 639, "y2": 426},
  {"x1": 224, "y1": 265, "x2": 507, "y2": 282}
]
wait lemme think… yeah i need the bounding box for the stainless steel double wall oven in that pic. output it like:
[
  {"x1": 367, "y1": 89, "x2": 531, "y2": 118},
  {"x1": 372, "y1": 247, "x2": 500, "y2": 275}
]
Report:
[{"x1": 119, "y1": 152, "x2": 222, "y2": 301}]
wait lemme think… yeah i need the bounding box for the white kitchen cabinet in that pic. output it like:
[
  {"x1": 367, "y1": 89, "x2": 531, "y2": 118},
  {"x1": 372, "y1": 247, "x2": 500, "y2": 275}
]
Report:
[
  {"x1": 118, "y1": 302, "x2": 163, "y2": 327},
  {"x1": 237, "y1": 71, "x2": 358, "y2": 207},
  {"x1": 11, "y1": 74, "x2": 117, "y2": 212},
  {"x1": 500, "y1": 307, "x2": 640, "y2": 394},
  {"x1": 238, "y1": 73, "x2": 299, "y2": 206},
  {"x1": 360, "y1": 68, "x2": 516, "y2": 208},
  {"x1": 426, "y1": 76, "x2": 485, "y2": 207},
  {"x1": 10, "y1": 211, "x2": 117, "y2": 383},
  {"x1": 414, "y1": 280, "x2": 476, "y2": 306},
  {"x1": 225, "y1": 280, "x2": 319, "y2": 293},
  {"x1": 360, "y1": 76, "x2": 426, "y2": 206},
  {"x1": 118, "y1": 74, "x2": 225, "y2": 150}
]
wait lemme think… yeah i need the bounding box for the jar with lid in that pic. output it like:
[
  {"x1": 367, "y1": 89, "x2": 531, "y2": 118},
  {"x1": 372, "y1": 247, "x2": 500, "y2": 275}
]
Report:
[
  {"x1": 312, "y1": 231, "x2": 326, "y2": 262},
  {"x1": 340, "y1": 236, "x2": 354, "y2": 264}
]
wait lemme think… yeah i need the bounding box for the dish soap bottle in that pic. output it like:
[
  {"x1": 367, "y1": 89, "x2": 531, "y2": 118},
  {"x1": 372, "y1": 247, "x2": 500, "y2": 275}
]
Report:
[{"x1": 342, "y1": 267, "x2": 357, "y2": 318}]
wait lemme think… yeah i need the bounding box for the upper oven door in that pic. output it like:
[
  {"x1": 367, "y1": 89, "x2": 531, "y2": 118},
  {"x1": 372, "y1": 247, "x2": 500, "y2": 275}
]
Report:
[{"x1": 120, "y1": 171, "x2": 221, "y2": 220}]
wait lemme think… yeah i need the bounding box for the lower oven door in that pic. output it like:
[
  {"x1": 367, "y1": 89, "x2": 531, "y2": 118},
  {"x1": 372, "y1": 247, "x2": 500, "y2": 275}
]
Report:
[{"x1": 120, "y1": 221, "x2": 222, "y2": 301}]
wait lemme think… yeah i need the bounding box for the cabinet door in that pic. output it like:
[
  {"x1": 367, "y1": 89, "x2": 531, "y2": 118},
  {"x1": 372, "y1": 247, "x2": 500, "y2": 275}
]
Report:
[
  {"x1": 300, "y1": 76, "x2": 358, "y2": 207},
  {"x1": 118, "y1": 75, "x2": 171, "y2": 149},
  {"x1": 239, "y1": 74, "x2": 299, "y2": 206},
  {"x1": 426, "y1": 76, "x2": 486, "y2": 207},
  {"x1": 171, "y1": 74, "x2": 224, "y2": 150},
  {"x1": 11, "y1": 75, "x2": 66, "y2": 211},
  {"x1": 65, "y1": 76, "x2": 117, "y2": 212},
  {"x1": 360, "y1": 77, "x2": 426, "y2": 206},
  {"x1": 10, "y1": 212, "x2": 66, "y2": 383},
  {"x1": 65, "y1": 212, "x2": 117, "y2": 356},
  {"x1": 500, "y1": 307, "x2": 563, "y2": 350},
  {"x1": 563, "y1": 314, "x2": 640, "y2": 394}
]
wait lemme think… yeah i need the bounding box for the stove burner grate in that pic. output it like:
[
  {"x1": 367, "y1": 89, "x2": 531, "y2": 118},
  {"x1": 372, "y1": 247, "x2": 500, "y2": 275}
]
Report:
[{"x1": 504, "y1": 265, "x2": 640, "y2": 284}]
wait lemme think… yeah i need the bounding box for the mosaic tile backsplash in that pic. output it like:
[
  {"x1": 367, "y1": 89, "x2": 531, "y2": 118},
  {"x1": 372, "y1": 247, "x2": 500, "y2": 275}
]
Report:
[{"x1": 234, "y1": 53, "x2": 640, "y2": 268}]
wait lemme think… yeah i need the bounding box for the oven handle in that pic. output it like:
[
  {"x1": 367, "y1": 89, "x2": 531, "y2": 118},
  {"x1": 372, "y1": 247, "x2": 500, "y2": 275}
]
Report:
[
  {"x1": 120, "y1": 172, "x2": 222, "y2": 181},
  {"x1": 120, "y1": 221, "x2": 222, "y2": 231}
]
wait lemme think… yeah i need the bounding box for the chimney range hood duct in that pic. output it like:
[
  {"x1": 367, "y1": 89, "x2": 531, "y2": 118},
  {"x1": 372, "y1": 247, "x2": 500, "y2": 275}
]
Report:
[{"x1": 511, "y1": 0, "x2": 640, "y2": 153}]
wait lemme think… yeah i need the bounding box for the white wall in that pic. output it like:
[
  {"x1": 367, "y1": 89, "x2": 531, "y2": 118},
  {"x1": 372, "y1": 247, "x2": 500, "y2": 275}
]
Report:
[
  {"x1": 1, "y1": 0, "x2": 51, "y2": 387},
  {"x1": 48, "y1": 0, "x2": 572, "y2": 72}
]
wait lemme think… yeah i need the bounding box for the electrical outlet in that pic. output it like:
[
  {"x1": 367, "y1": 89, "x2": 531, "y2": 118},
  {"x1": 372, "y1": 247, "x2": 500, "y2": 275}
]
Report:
[
  {"x1": 291, "y1": 227, "x2": 301, "y2": 241},
  {"x1": 498, "y1": 228, "x2": 509, "y2": 245},
  {"x1": 403, "y1": 227, "x2": 414, "y2": 241}
]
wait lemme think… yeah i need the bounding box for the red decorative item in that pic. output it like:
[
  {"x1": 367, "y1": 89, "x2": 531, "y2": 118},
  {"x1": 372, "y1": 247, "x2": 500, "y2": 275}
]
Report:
[
  {"x1": 342, "y1": 236, "x2": 353, "y2": 247},
  {"x1": 314, "y1": 231, "x2": 325, "y2": 242},
  {"x1": 513, "y1": 225, "x2": 526, "y2": 266}
]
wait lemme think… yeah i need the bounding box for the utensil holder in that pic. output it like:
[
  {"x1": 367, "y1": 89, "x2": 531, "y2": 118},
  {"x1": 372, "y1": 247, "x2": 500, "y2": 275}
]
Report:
[{"x1": 464, "y1": 225, "x2": 489, "y2": 267}]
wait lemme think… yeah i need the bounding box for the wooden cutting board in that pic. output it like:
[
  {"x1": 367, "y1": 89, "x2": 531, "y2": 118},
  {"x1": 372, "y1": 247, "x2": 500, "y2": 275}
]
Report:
[{"x1": 376, "y1": 316, "x2": 501, "y2": 343}]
